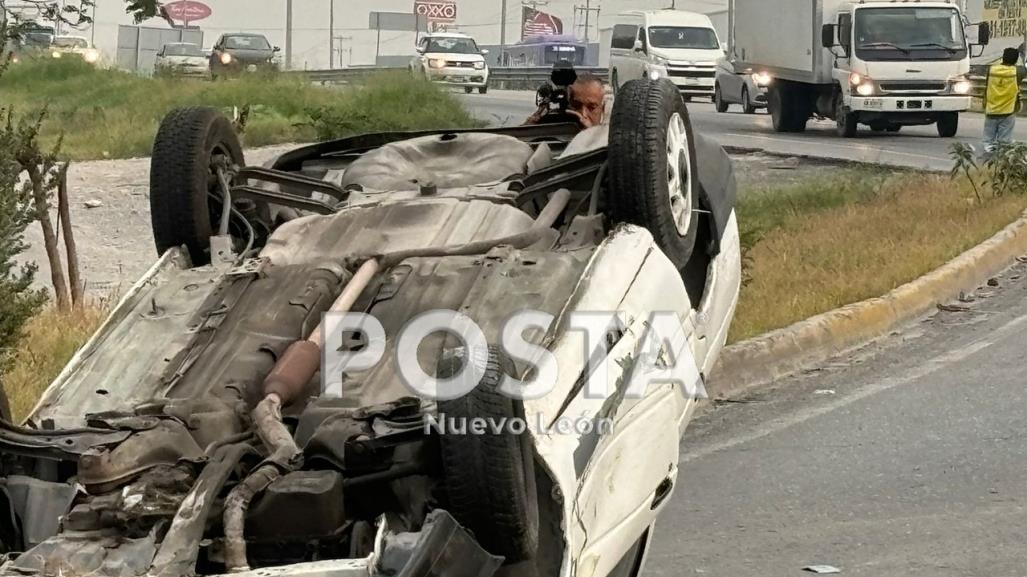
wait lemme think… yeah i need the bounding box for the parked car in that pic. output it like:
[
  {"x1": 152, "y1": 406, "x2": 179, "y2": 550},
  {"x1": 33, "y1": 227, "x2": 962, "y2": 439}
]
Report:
[
  {"x1": 411, "y1": 32, "x2": 490, "y2": 94},
  {"x1": 0, "y1": 78, "x2": 739, "y2": 577},
  {"x1": 49, "y1": 35, "x2": 100, "y2": 64},
  {"x1": 155, "y1": 42, "x2": 210, "y2": 78},
  {"x1": 608, "y1": 10, "x2": 725, "y2": 101},
  {"x1": 714, "y1": 58, "x2": 770, "y2": 114},
  {"x1": 209, "y1": 33, "x2": 279, "y2": 79}
]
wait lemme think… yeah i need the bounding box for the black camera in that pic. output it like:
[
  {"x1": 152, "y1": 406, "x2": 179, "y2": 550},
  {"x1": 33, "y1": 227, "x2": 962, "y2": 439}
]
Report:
[{"x1": 535, "y1": 60, "x2": 578, "y2": 121}]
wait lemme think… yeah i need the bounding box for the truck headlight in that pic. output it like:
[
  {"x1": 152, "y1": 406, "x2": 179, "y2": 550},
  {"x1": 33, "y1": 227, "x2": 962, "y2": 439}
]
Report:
[
  {"x1": 952, "y1": 77, "x2": 972, "y2": 95},
  {"x1": 473, "y1": 61, "x2": 485, "y2": 70},
  {"x1": 429, "y1": 58, "x2": 447, "y2": 69},
  {"x1": 220, "y1": 52, "x2": 233, "y2": 65},
  {"x1": 856, "y1": 81, "x2": 875, "y2": 96},
  {"x1": 752, "y1": 71, "x2": 772, "y2": 86},
  {"x1": 849, "y1": 72, "x2": 863, "y2": 86}
]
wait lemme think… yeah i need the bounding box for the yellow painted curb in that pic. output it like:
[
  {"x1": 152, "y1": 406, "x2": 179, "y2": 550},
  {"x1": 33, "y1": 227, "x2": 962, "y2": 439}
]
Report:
[{"x1": 709, "y1": 209, "x2": 1027, "y2": 400}]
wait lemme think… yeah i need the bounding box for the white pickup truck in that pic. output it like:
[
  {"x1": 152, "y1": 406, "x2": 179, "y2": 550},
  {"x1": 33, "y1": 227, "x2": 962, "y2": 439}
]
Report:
[{"x1": 731, "y1": 0, "x2": 991, "y2": 137}]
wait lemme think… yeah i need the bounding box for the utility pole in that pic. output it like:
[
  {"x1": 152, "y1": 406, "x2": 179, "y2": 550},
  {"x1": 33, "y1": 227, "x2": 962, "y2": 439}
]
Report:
[
  {"x1": 500, "y1": 0, "x2": 507, "y2": 65},
  {"x1": 285, "y1": 0, "x2": 293, "y2": 70},
  {"x1": 329, "y1": 0, "x2": 334, "y2": 68},
  {"x1": 574, "y1": 1, "x2": 600, "y2": 44}
]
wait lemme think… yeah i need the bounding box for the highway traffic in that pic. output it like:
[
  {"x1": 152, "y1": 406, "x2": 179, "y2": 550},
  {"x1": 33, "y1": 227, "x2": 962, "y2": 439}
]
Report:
[{"x1": 460, "y1": 89, "x2": 1027, "y2": 171}]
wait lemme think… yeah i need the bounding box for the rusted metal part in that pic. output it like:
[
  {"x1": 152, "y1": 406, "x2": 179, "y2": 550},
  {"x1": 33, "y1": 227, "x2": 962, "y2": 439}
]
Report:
[
  {"x1": 261, "y1": 341, "x2": 322, "y2": 406},
  {"x1": 77, "y1": 420, "x2": 203, "y2": 493},
  {"x1": 223, "y1": 394, "x2": 304, "y2": 573},
  {"x1": 149, "y1": 444, "x2": 253, "y2": 577}
]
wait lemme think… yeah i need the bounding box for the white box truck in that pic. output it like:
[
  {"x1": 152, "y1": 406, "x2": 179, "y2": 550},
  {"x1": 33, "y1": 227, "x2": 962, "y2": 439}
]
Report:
[{"x1": 730, "y1": 0, "x2": 991, "y2": 137}]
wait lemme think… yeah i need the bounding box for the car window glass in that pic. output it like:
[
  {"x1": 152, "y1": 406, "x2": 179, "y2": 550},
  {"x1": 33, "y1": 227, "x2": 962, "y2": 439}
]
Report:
[
  {"x1": 611, "y1": 24, "x2": 638, "y2": 49},
  {"x1": 163, "y1": 44, "x2": 205, "y2": 57},
  {"x1": 426, "y1": 37, "x2": 480, "y2": 54},
  {"x1": 224, "y1": 36, "x2": 272, "y2": 50},
  {"x1": 647, "y1": 27, "x2": 719, "y2": 50},
  {"x1": 53, "y1": 37, "x2": 88, "y2": 48}
]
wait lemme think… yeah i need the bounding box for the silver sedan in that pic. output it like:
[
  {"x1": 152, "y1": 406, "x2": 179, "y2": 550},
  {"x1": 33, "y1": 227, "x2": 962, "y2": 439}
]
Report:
[{"x1": 714, "y1": 58, "x2": 770, "y2": 114}]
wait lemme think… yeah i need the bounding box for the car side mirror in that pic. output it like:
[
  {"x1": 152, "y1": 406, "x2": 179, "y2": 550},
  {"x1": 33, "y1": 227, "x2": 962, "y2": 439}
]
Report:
[
  {"x1": 821, "y1": 23, "x2": 836, "y2": 48},
  {"x1": 481, "y1": 49, "x2": 489, "y2": 55},
  {"x1": 633, "y1": 39, "x2": 645, "y2": 52},
  {"x1": 978, "y1": 22, "x2": 991, "y2": 46}
]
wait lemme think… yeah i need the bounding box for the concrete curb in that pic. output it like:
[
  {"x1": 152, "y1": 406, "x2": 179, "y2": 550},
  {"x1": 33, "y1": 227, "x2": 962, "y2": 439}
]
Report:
[{"x1": 708, "y1": 209, "x2": 1027, "y2": 400}]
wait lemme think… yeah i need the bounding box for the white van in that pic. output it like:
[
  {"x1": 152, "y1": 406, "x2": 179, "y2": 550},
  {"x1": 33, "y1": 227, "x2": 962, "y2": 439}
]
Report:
[{"x1": 609, "y1": 10, "x2": 725, "y2": 100}]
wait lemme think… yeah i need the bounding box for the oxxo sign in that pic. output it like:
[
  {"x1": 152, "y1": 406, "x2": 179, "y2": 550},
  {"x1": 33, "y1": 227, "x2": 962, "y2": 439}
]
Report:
[
  {"x1": 414, "y1": 0, "x2": 458, "y2": 23},
  {"x1": 163, "y1": 0, "x2": 212, "y2": 23}
]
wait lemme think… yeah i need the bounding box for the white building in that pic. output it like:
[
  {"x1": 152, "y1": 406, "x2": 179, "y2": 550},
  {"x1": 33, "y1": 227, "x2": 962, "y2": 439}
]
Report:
[{"x1": 83, "y1": 0, "x2": 727, "y2": 70}]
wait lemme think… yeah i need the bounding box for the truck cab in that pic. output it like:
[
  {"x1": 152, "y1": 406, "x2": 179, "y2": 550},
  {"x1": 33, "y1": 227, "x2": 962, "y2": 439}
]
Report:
[
  {"x1": 609, "y1": 10, "x2": 725, "y2": 100},
  {"x1": 822, "y1": 1, "x2": 989, "y2": 137}
]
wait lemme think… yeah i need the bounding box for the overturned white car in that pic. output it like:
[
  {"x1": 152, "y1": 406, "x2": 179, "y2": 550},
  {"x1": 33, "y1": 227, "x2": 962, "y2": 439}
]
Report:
[{"x1": 0, "y1": 79, "x2": 739, "y2": 577}]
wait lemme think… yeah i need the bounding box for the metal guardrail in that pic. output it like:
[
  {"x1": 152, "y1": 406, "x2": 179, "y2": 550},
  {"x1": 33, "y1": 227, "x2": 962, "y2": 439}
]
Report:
[{"x1": 289, "y1": 66, "x2": 609, "y2": 85}]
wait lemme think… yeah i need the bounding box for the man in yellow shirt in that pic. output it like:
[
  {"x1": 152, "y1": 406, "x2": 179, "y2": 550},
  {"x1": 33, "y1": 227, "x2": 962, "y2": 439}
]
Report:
[{"x1": 983, "y1": 47, "x2": 1025, "y2": 156}]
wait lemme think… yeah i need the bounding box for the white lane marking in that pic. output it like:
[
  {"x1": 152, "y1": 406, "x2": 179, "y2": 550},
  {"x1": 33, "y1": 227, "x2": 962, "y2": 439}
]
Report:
[
  {"x1": 682, "y1": 312, "x2": 1027, "y2": 463},
  {"x1": 721, "y1": 132, "x2": 946, "y2": 164}
]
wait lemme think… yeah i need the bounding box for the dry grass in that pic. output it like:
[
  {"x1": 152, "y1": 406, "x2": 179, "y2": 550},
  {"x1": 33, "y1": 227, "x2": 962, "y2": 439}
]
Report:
[
  {"x1": 731, "y1": 171, "x2": 1027, "y2": 342},
  {"x1": 2, "y1": 302, "x2": 109, "y2": 422}
]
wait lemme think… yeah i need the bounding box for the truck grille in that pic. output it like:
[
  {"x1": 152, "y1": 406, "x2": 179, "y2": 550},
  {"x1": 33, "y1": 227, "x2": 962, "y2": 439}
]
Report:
[
  {"x1": 446, "y1": 61, "x2": 476, "y2": 68},
  {"x1": 879, "y1": 81, "x2": 946, "y2": 93}
]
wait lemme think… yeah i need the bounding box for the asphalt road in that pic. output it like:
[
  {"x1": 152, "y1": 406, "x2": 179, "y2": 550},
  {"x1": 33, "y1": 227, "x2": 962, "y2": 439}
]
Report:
[
  {"x1": 645, "y1": 259, "x2": 1027, "y2": 576},
  {"x1": 458, "y1": 89, "x2": 1027, "y2": 171}
]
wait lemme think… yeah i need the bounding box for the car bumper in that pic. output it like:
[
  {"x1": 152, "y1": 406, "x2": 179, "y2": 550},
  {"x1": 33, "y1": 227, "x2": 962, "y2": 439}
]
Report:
[
  {"x1": 427, "y1": 68, "x2": 489, "y2": 87},
  {"x1": 668, "y1": 76, "x2": 715, "y2": 96},
  {"x1": 847, "y1": 95, "x2": 969, "y2": 113}
]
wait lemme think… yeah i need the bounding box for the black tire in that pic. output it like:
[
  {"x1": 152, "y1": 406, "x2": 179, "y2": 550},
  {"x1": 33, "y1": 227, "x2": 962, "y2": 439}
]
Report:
[
  {"x1": 835, "y1": 98, "x2": 858, "y2": 138},
  {"x1": 887, "y1": 125, "x2": 902, "y2": 133},
  {"x1": 150, "y1": 107, "x2": 244, "y2": 266},
  {"x1": 478, "y1": 85, "x2": 488, "y2": 94},
  {"x1": 768, "y1": 81, "x2": 808, "y2": 133},
  {"x1": 714, "y1": 84, "x2": 729, "y2": 113},
  {"x1": 464, "y1": 86, "x2": 473, "y2": 94},
  {"x1": 437, "y1": 346, "x2": 539, "y2": 563},
  {"x1": 742, "y1": 87, "x2": 756, "y2": 115},
  {"x1": 608, "y1": 79, "x2": 701, "y2": 271},
  {"x1": 937, "y1": 112, "x2": 959, "y2": 137}
]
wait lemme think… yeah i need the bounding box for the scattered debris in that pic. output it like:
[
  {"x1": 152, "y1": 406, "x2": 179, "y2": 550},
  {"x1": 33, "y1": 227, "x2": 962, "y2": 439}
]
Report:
[
  {"x1": 814, "y1": 389, "x2": 836, "y2": 396},
  {"x1": 958, "y1": 291, "x2": 976, "y2": 303},
  {"x1": 83, "y1": 199, "x2": 103, "y2": 208},
  {"x1": 937, "y1": 303, "x2": 971, "y2": 313},
  {"x1": 803, "y1": 565, "x2": 841, "y2": 574}
]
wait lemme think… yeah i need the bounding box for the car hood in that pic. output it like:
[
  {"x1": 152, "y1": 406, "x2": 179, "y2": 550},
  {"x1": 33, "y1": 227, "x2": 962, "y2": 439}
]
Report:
[
  {"x1": 651, "y1": 47, "x2": 722, "y2": 65},
  {"x1": 164, "y1": 56, "x2": 208, "y2": 67},
  {"x1": 224, "y1": 48, "x2": 274, "y2": 63},
  {"x1": 424, "y1": 52, "x2": 485, "y2": 63}
]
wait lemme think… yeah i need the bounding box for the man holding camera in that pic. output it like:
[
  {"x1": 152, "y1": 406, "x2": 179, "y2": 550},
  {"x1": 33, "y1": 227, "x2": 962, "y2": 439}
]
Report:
[{"x1": 525, "y1": 73, "x2": 607, "y2": 128}]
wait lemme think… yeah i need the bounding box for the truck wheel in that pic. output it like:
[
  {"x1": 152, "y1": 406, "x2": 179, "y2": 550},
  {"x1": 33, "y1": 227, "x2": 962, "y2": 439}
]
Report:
[
  {"x1": 714, "y1": 84, "x2": 729, "y2": 113},
  {"x1": 937, "y1": 113, "x2": 959, "y2": 138},
  {"x1": 768, "y1": 81, "x2": 807, "y2": 132},
  {"x1": 437, "y1": 346, "x2": 539, "y2": 563},
  {"x1": 608, "y1": 78, "x2": 701, "y2": 271},
  {"x1": 835, "y1": 99, "x2": 859, "y2": 138},
  {"x1": 150, "y1": 107, "x2": 245, "y2": 266},
  {"x1": 478, "y1": 84, "x2": 488, "y2": 94}
]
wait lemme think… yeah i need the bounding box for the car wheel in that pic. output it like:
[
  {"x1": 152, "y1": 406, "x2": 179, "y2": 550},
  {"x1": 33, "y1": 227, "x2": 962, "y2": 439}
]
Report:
[
  {"x1": 464, "y1": 86, "x2": 473, "y2": 94},
  {"x1": 937, "y1": 113, "x2": 958, "y2": 138},
  {"x1": 437, "y1": 346, "x2": 539, "y2": 563},
  {"x1": 742, "y1": 87, "x2": 756, "y2": 115},
  {"x1": 714, "y1": 84, "x2": 729, "y2": 113},
  {"x1": 150, "y1": 107, "x2": 245, "y2": 266},
  {"x1": 608, "y1": 78, "x2": 701, "y2": 271},
  {"x1": 835, "y1": 97, "x2": 858, "y2": 138},
  {"x1": 478, "y1": 85, "x2": 488, "y2": 94}
]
